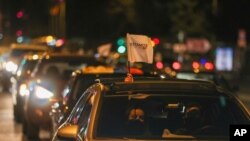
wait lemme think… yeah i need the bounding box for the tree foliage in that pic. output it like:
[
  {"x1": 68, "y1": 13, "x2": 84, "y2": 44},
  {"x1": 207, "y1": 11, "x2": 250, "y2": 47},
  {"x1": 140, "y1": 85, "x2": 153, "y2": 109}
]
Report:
[{"x1": 167, "y1": 0, "x2": 210, "y2": 38}]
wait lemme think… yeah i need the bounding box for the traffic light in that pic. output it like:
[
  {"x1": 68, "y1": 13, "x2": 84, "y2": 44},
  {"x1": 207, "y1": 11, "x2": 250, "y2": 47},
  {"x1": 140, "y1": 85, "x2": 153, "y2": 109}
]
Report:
[
  {"x1": 117, "y1": 45, "x2": 126, "y2": 54},
  {"x1": 116, "y1": 37, "x2": 126, "y2": 54},
  {"x1": 117, "y1": 37, "x2": 125, "y2": 46}
]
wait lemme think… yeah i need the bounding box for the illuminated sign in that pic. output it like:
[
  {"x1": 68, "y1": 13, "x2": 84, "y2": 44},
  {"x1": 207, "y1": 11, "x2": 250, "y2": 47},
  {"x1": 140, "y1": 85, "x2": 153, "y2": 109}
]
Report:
[{"x1": 215, "y1": 47, "x2": 233, "y2": 71}]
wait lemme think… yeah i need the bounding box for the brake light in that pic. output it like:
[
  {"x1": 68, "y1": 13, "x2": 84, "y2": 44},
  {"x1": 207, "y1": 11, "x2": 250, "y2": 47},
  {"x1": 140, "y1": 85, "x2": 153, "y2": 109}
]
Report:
[
  {"x1": 172, "y1": 61, "x2": 181, "y2": 70},
  {"x1": 156, "y1": 61, "x2": 164, "y2": 70},
  {"x1": 205, "y1": 62, "x2": 214, "y2": 70}
]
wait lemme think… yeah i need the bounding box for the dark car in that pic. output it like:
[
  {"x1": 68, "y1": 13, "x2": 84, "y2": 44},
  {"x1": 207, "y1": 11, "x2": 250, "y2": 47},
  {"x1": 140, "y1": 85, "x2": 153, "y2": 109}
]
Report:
[
  {"x1": 50, "y1": 70, "x2": 124, "y2": 131},
  {"x1": 50, "y1": 66, "x2": 162, "y2": 134},
  {"x1": 22, "y1": 53, "x2": 105, "y2": 140},
  {"x1": 53, "y1": 78, "x2": 250, "y2": 141},
  {"x1": 11, "y1": 53, "x2": 43, "y2": 123}
]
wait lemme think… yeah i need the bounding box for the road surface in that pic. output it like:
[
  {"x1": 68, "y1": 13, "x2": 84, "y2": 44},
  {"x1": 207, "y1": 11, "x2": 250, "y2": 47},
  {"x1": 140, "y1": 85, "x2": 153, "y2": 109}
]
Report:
[{"x1": 0, "y1": 93, "x2": 50, "y2": 141}]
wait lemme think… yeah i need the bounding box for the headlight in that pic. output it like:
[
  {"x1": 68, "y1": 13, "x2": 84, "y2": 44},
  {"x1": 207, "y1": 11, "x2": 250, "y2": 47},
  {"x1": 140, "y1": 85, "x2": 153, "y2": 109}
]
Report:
[
  {"x1": 19, "y1": 83, "x2": 29, "y2": 97},
  {"x1": 35, "y1": 86, "x2": 54, "y2": 99},
  {"x1": 5, "y1": 61, "x2": 18, "y2": 73}
]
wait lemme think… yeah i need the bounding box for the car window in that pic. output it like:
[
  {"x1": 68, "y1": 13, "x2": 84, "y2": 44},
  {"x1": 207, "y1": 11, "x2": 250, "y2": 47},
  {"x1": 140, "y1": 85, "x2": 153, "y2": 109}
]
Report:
[
  {"x1": 78, "y1": 93, "x2": 95, "y2": 138},
  {"x1": 67, "y1": 87, "x2": 96, "y2": 125},
  {"x1": 95, "y1": 94, "x2": 249, "y2": 139},
  {"x1": 16, "y1": 59, "x2": 37, "y2": 78}
]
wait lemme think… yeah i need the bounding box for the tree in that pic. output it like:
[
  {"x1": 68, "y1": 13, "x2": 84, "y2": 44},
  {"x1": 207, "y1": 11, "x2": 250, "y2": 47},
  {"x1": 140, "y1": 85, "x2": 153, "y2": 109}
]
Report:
[{"x1": 167, "y1": 0, "x2": 211, "y2": 39}]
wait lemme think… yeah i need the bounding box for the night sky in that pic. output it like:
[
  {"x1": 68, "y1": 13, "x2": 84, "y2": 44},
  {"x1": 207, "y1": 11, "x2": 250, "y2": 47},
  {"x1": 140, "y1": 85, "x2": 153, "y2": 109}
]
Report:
[
  {"x1": 217, "y1": 0, "x2": 250, "y2": 41},
  {"x1": 1, "y1": 0, "x2": 250, "y2": 43}
]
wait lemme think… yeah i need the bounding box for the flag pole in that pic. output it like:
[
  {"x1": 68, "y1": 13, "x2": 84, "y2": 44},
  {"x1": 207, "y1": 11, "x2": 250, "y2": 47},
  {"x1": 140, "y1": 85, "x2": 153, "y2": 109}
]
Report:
[
  {"x1": 125, "y1": 33, "x2": 133, "y2": 83},
  {"x1": 127, "y1": 61, "x2": 131, "y2": 74}
]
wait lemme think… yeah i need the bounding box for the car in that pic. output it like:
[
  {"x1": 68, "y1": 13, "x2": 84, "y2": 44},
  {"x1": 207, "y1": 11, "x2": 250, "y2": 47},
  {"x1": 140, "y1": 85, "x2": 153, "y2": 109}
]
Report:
[
  {"x1": 10, "y1": 53, "x2": 43, "y2": 123},
  {"x1": 0, "y1": 43, "x2": 49, "y2": 92},
  {"x1": 50, "y1": 66, "x2": 162, "y2": 135},
  {"x1": 21, "y1": 53, "x2": 106, "y2": 140},
  {"x1": 52, "y1": 78, "x2": 250, "y2": 141}
]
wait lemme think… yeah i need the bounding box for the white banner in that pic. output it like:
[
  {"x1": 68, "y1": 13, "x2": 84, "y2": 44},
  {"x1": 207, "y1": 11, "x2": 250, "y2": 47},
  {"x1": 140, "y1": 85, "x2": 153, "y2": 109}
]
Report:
[{"x1": 126, "y1": 33, "x2": 153, "y2": 64}]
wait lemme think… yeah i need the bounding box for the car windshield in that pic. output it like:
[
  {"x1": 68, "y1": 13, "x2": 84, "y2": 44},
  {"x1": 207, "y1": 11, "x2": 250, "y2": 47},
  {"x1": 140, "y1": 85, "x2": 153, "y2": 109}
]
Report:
[{"x1": 95, "y1": 93, "x2": 249, "y2": 139}]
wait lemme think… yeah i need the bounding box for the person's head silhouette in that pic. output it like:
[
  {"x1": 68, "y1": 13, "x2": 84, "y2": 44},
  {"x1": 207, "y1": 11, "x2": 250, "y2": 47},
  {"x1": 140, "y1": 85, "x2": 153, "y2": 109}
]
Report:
[{"x1": 184, "y1": 105, "x2": 202, "y2": 130}]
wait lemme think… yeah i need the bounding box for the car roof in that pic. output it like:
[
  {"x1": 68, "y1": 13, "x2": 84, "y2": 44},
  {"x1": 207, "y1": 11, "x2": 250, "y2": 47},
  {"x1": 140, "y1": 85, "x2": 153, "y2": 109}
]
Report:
[
  {"x1": 10, "y1": 43, "x2": 49, "y2": 51},
  {"x1": 41, "y1": 53, "x2": 101, "y2": 61},
  {"x1": 100, "y1": 79, "x2": 223, "y2": 96}
]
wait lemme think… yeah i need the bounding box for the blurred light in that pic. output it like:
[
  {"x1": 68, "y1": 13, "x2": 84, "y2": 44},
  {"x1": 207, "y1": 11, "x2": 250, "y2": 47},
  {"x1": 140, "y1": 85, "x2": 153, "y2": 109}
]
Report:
[
  {"x1": 47, "y1": 39, "x2": 56, "y2": 46},
  {"x1": 94, "y1": 53, "x2": 100, "y2": 58},
  {"x1": 17, "y1": 36, "x2": 24, "y2": 43},
  {"x1": 35, "y1": 86, "x2": 54, "y2": 99},
  {"x1": 205, "y1": 62, "x2": 214, "y2": 70},
  {"x1": 16, "y1": 30, "x2": 23, "y2": 36},
  {"x1": 192, "y1": 61, "x2": 200, "y2": 69},
  {"x1": 172, "y1": 61, "x2": 181, "y2": 70},
  {"x1": 194, "y1": 69, "x2": 200, "y2": 73},
  {"x1": 113, "y1": 53, "x2": 120, "y2": 59},
  {"x1": 164, "y1": 67, "x2": 172, "y2": 74},
  {"x1": 32, "y1": 54, "x2": 39, "y2": 60},
  {"x1": 117, "y1": 45, "x2": 126, "y2": 54},
  {"x1": 156, "y1": 61, "x2": 164, "y2": 69},
  {"x1": 17, "y1": 70, "x2": 21, "y2": 77},
  {"x1": 152, "y1": 37, "x2": 160, "y2": 45},
  {"x1": 160, "y1": 74, "x2": 166, "y2": 79},
  {"x1": 46, "y1": 36, "x2": 54, "y2": 43},
  {"x1": 19, "y1": 84, "x2": 29, "y2": 96},
  {"x1": 200, "y1": 58, "x2": 207, "y2": 65},
  {"x1": 171, "y1": 71, "x2": 176, "y2": 77},
  {"x1": 16, "y1": 10, "x2": 24, "y2": 19},
  {"x1": 117, "y1": 38, "x2": 125, "y2": 46},
  {"x1": 5, "y1": 61, "x2": 18, "y2": 73},
  {"x1": 56, "y1": 39, "x2": 64, "y2": 47},
  {"x1": 50, "y1": 6, "x2": 60, "y2": 16}
]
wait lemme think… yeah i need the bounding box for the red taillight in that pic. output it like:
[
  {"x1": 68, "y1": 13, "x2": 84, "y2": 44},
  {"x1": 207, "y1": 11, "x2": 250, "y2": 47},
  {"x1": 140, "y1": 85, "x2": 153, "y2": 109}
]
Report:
[
  {"x1": 205, "y1": 62, "x2": 214, "y2": 70},
  {"x1": 192, "y1": 61, "x2": 200, "y2": 69},
  {"x1": 172, "y1": 61, "x2": 181, "y2": 70},
  {"x1": 156, "y1": 61, "x2": 164, "y2": 69}
]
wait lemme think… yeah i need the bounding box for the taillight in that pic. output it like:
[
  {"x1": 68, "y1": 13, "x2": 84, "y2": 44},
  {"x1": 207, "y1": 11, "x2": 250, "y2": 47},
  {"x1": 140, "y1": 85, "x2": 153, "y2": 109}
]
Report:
[
  {"x1": 205, "y1": 62, "x2": 214, "y2": 70},
  {"x1": 172, "y1": 61, "x2": 181, "y2": 70}
]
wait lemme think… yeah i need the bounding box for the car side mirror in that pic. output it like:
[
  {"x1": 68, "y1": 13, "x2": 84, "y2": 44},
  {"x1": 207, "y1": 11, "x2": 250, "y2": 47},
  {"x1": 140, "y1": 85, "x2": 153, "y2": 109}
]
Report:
[{"x1": 57, "y1": 124, "x2": 78, "y2": 140}]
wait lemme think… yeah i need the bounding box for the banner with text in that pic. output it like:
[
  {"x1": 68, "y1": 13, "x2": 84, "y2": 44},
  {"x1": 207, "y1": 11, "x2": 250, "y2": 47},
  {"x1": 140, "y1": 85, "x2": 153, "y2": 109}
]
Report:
[{"x1": 126, "y1": 33, "x2": 153, "y2": 64}]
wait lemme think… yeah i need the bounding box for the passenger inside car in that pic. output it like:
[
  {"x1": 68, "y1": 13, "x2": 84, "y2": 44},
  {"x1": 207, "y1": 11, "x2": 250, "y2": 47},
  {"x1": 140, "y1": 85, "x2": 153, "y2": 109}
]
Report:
[
  {"x1": 174, "y1": 104, "x2": 203, "y2": 135},
  {"x1": 126, "y1": 108, "x2": 146, "y2": 135}
]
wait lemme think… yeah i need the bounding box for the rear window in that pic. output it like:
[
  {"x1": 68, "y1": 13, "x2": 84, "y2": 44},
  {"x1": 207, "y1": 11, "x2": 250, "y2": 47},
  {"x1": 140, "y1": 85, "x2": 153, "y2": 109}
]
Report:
[{"x1": 95, "y1": 94, "x2": 249, "y2": 139}]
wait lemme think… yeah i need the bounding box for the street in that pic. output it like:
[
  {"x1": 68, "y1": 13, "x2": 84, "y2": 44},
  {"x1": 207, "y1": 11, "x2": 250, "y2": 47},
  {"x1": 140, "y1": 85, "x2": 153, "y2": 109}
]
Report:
[
  {"x1": 0, "y1": 85, "x2": 249, "y2": 141},
  {"x1": 0, "y1": 93, "x2": 50, "y2": 141}
]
